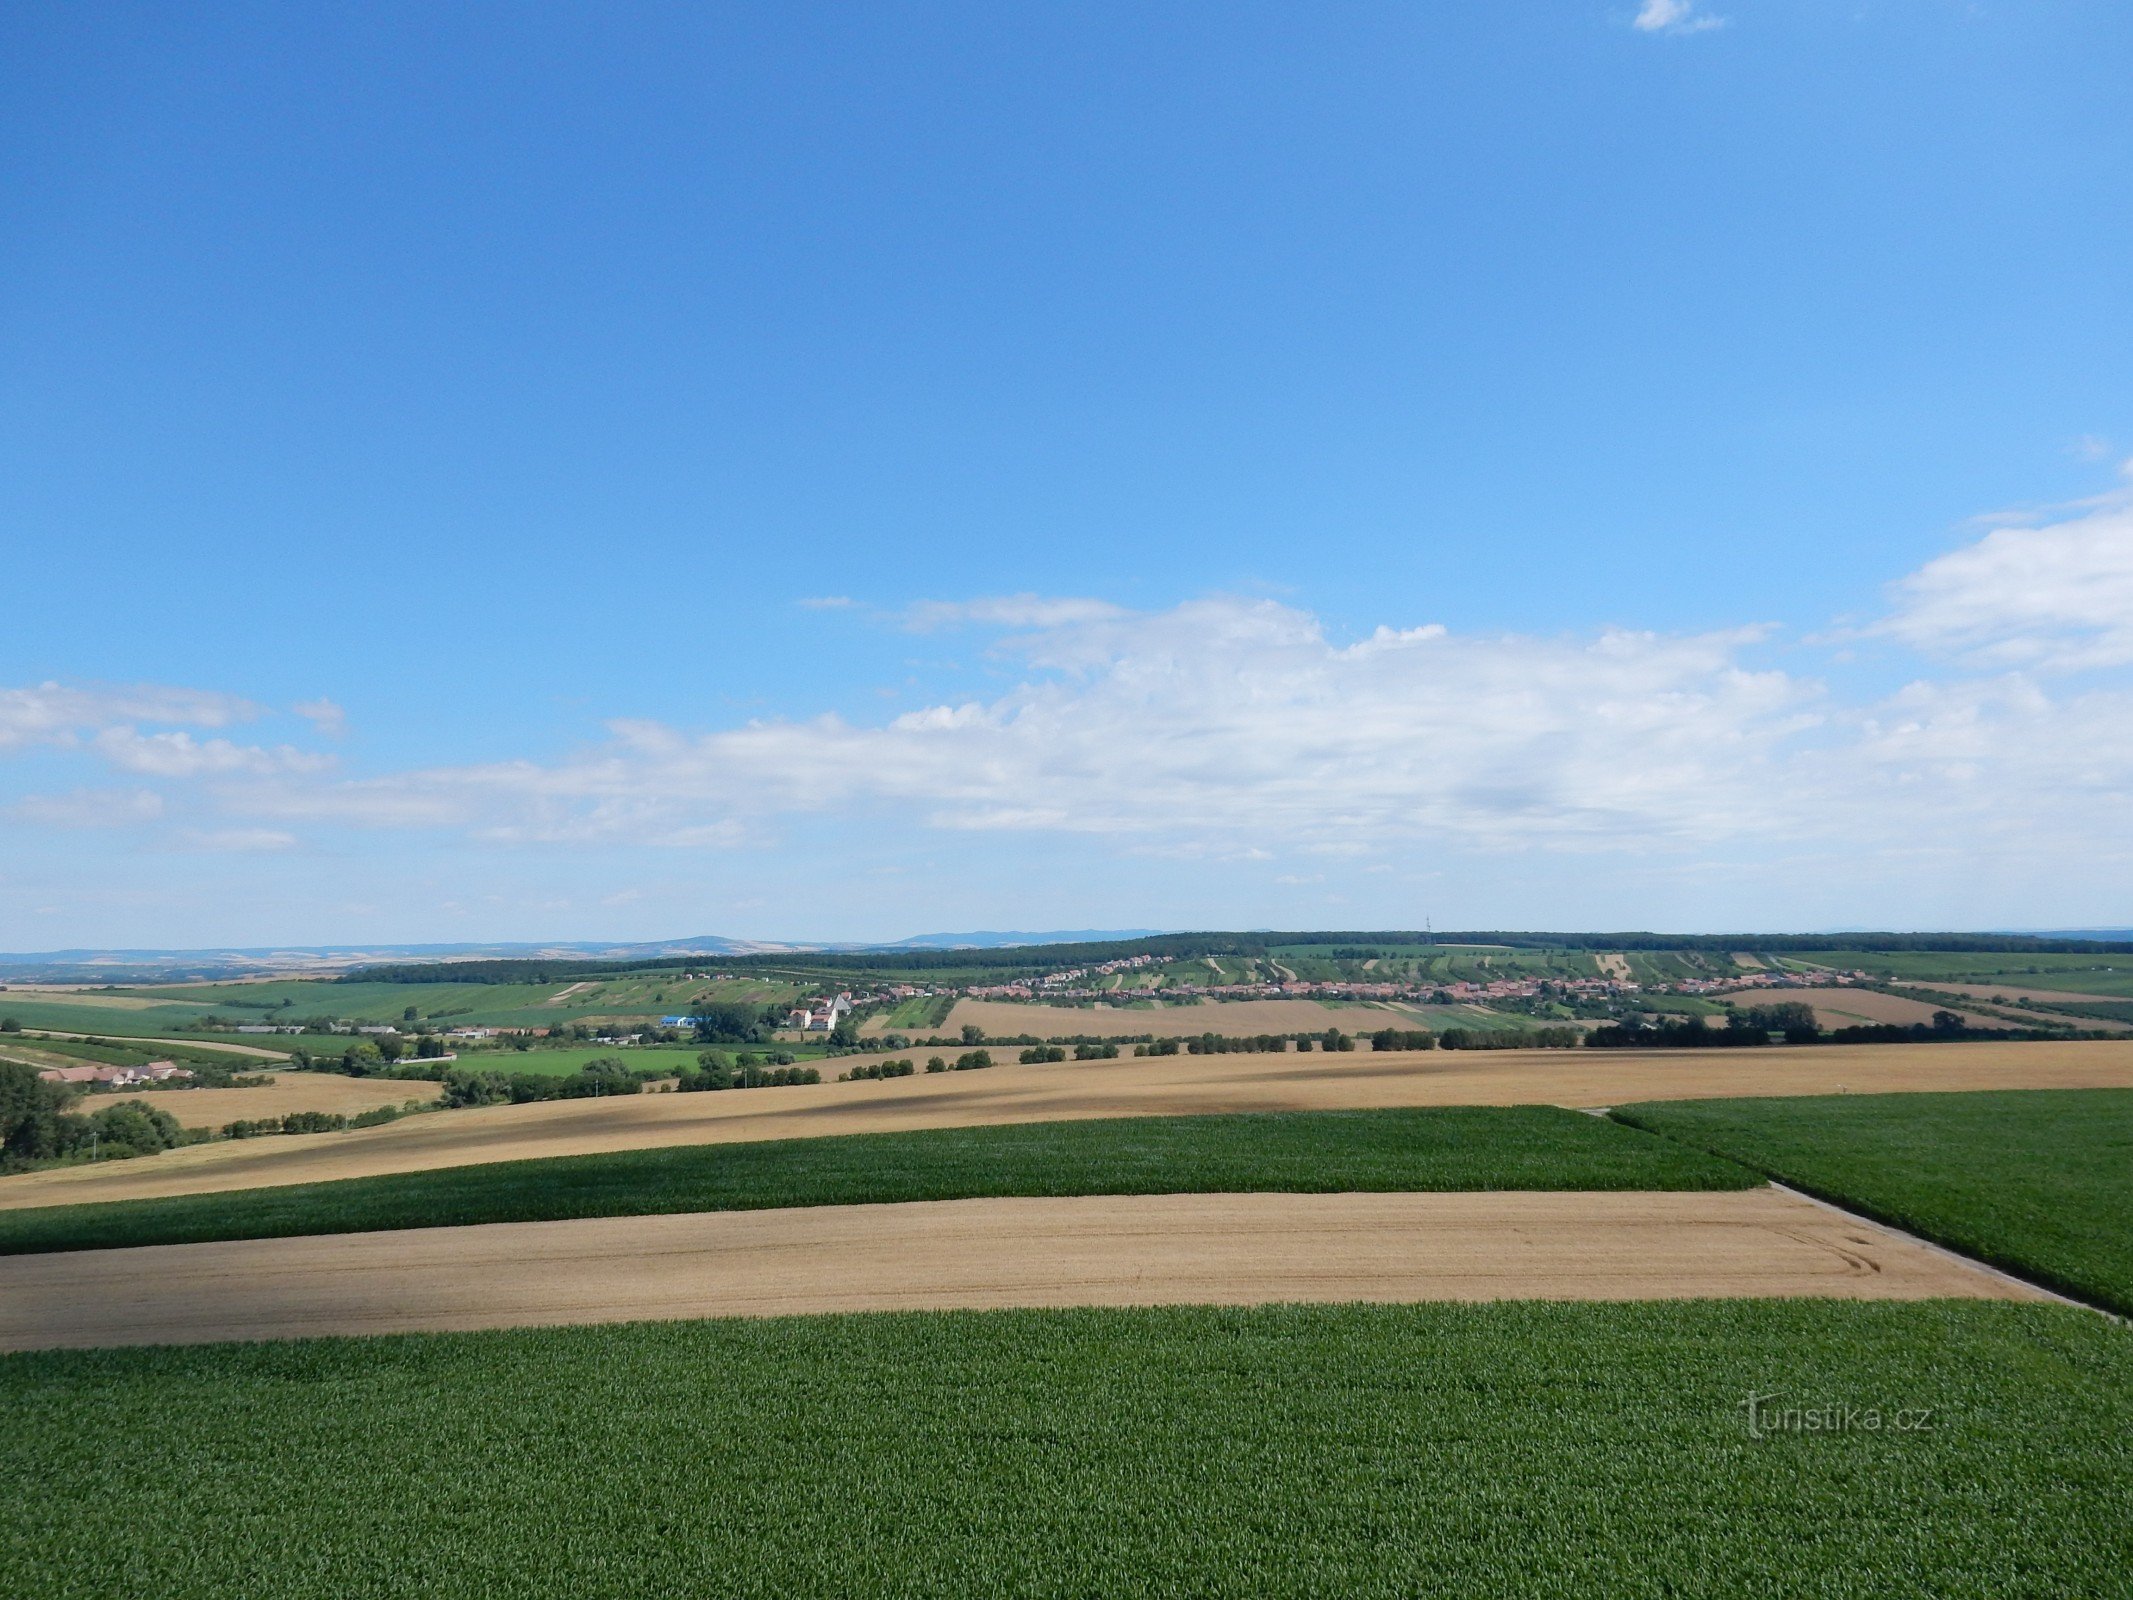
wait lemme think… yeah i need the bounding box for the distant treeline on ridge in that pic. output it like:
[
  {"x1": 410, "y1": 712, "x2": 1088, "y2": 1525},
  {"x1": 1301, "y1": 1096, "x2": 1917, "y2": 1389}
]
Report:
[{"x1": 340, "y1": 929, "x2": 2133, "y2": 985}]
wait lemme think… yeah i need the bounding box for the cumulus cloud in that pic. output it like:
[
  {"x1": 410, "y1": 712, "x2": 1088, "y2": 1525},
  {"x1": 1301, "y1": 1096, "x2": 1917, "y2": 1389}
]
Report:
[
  {"x1": 0, "y1": 682, "x2": 258, "y2": 753},
  {"x1": 1633, "y1": 0, "x2": 1723, "y2": 34},
  {"x1": 1878, "y1": 489, "x2": 2133, "y2": 670},
  {"x1": 217, "y1": 597, "x2": 1822, "y2": 854}
]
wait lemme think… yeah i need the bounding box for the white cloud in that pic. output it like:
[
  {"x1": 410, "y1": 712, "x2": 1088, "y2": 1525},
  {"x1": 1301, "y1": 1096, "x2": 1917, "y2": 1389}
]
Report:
[
  {"x1": 797, "y1": 596, "x2": 854, "y2": 610},
  {"x1": 1878, "y1": 490, "x2": 2133, "y2": 670},
  {"x1": 178, "y1": 828, "x2": 300, "y2": 854},
  {"x1": 1633, "y1": 0, "x2": 1724, "y2": 35},
  {"x1": 0, "y1": 682, "x2": 258, "y2": 753},
  {"x1": 294, "y1": 698, "x2": 348, "y2": 737},
  {"x1": 6, "y1": 788, "x2": 165, "y2": 829},
  {"x1": 219, "y1": 597, "x2": 1823, "y2": 854},
  {"x1": 903, "y1": 594, "x2": 1129, "y2": 633},
  {"x1": 93, "y1": 728, "x2": 336, "y2": 780}
]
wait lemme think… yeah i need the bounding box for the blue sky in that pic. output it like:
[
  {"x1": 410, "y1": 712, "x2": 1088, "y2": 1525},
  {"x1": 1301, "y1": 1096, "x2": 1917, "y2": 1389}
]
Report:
[{"x1": 3, "y1": 1, "x2": 2131, "y2": 947}]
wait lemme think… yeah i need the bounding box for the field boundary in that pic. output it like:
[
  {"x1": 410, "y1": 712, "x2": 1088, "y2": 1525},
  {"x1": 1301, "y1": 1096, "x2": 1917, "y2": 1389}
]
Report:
[
  {"x1": 1767, "y1": 1182, "x2": 2102, "y2": 1316},
  {"x1": 1610, "y1": 1106, "x2": 2128, "y2": 1320}
]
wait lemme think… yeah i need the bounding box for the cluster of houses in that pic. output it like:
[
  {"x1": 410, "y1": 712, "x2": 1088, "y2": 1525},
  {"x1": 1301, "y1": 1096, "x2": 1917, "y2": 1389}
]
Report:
[
  {"x1": 782, "y1": 993, "x2": 855, "y2": 1032},
  {"x1": 948, "y1": 952, "x2": 1866, "y2": 1011},
  {"x1": 37, "y1": 1060, "x2": 195, "y2": 1089}
]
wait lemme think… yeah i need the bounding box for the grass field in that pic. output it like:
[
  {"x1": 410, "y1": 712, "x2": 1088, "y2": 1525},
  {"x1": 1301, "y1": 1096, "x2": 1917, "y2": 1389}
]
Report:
[
  {"x1": 1615, "y1": 1088, "x2": 2133, "y2": 1316},
  {"x1": 0, "y1": 1106, "x2": 1756, "y2": 1255},
  {"x1": 3, "y1": 1300, "x2": 2128, "y2": 1597}
]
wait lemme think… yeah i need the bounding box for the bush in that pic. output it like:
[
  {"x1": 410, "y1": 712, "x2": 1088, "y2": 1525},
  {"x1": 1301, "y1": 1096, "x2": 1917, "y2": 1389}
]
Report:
[
  {"x1": 0, "y1": 1016, "x2": 19, "y2": 1032},
  {"x1": 1018, "y1": 1047, "x2": 1067, "y2": 1064},
  {"x1": 1073, "y1": 1043, "x2": 1120, "y2": 1060},
  {"x1": 952, "y1": 1051, "x2": 993, "y2": 1071},
  {"x1": 926, "y1": 1057, "x2": 947, "y2": 1073}
]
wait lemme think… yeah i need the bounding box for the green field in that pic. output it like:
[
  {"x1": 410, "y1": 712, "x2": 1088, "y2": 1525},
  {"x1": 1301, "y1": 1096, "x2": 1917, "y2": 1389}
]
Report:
[
  {"x1": 0, "y1": 973, "x2": 809, "y2": 1038},
  {"x1": 1615, "y1": 1089, "x2": 2133, "y2": 1316},
  {"x1": 0, "y1": 1107, "x2": 1755, "y2": 1256},
  {"x1": 1783, "y1": 950, "x2": 2133, "y2": 997},
  {"x1": 455, "y1": 1044, "x2": 744, "y2": 1077},
  {"x1": 4, "y1": 1300, "x2": 2127, "y2": 1598}
]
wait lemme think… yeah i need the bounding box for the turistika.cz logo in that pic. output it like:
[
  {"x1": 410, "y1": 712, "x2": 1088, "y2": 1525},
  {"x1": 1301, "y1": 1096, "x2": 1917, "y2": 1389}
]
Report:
[{"x1": 1741, "y1": 1391, "x2": 1938, "y2": 1439}]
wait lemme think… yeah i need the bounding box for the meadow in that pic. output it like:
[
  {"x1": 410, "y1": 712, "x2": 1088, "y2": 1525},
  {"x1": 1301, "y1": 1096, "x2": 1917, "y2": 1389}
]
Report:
[
  {"x1": 1614, "y1": 1088, "x2": 2133, "y2": 1315},
  {"x1": 3, "y1": 1300, "x2": 2127, "y2": 1598},
  {"x1": 0, "y1": 1106, "x2": 1755, "y2": 1255}
]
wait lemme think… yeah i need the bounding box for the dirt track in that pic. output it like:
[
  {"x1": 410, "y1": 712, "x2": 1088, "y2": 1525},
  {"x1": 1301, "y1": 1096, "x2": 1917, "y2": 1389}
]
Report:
[
  {"x1": 0, "y1": 1188, "x2": 2046, "y2": 1352},
  {"x1": 4, "y1": 1039, "x2": 2130, "y2": 1212}
]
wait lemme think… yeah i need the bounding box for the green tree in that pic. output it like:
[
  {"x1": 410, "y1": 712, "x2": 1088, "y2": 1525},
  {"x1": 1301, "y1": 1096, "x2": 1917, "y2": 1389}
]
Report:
[{"x1": 0, "y1": 1061, "x2": 79, "y2": 1168}]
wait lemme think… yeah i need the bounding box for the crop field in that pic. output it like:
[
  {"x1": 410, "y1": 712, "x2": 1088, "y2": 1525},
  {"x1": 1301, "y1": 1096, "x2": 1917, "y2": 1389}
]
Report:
[
  {"x1": 1614, "y1": 1088, "x2": 2133, "y2": 1315},
  {"x1": 100, "y1": 1072, "x2": 444, "y2": 1131},
  {"x1": 41, "y1": 973, "x2": 809, "y2": 1033},
  {"x1": 0, "y1": 993, "x2": 224, "y2": 1038},
  {"x1": 8, "y1": 1038, "x2": 2133, "y2": 1213},
  {"x1": 1712, "y1": 987, "x2": 2014, "y2": 1031},
  {"x1": 2, "y1": 1300, "x2": 2128, "y2": 1597},
  {"x1": 941, "y1": 997, "x2": 1414, "y2": 1038},
  {"x1": 460, "y1": 1044, "x2": 751, "y2": 1077},
  {"x1": 0, "y1": 1187, "x2": 2039, "y2": 1349},
  {"x1": 0, "y1": 1106, "x2": 1755, "y2": 1255},
  {"x1": 1785, "y1": 950, "x2": 2133, "y2": 997}
]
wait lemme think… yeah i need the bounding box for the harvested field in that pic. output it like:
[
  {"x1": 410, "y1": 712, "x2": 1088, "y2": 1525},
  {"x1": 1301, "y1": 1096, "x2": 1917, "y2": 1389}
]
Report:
[
  {"x1": 1715, "y1": 987, "x2": 2012, "y2": 1031},
  {"x1": 32, "y1": 1030, "x2": 290, "y2": 1059},
  {"x1": 1731, "y1": 952, "x2": 1764, "y2": 969},
  {"x1": 1596, "y1": 954, "x2": 1631, "y2": 980},
  {"x1": 3, "y1": 1038, "x2": 2130, "y2": 1211},
  {"x1": 0, "y1": 1187, "x2": 2046, "y2": 1351},
  {"x1": 942, "y1": 997, "x2": 1397, "y2": 1038},
  {"x1": 1926, "y1": 982, "x2": 2130, "y2": 1007},
  {"x1": 108, "y1": 1072, "x2": 444, "y2": 1130},
  {"x1": 0, "y1": 986, "x2": 171, "y2": 1011}
]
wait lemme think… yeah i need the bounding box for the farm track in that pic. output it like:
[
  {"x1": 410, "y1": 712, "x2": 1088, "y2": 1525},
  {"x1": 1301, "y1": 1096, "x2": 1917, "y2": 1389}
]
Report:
[
  {"x1": 0, "y1": 1187, "x2": 2044, "y2": 1352},
  {"x1": 4, "y1": 1039, "x2": 2132, "y2": 1211}
]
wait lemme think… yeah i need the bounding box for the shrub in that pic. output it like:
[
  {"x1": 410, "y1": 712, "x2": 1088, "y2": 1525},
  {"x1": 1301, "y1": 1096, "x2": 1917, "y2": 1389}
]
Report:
[
  {"x1": 952, "y1": 1051, "x2": 993, "y2": 1071},
  {"x1": 1018, "y1": 1046, "x2": 1067, "y2": 1064}
]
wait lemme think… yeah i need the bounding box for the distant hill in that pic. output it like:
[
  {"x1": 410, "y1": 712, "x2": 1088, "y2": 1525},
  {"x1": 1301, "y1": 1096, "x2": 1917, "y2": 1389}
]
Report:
[
  {"x1": 0, "y1": 929, "x2": 1167, "y2": 981},
  {"x1": 880, "y1": 930, "x2": 1166, "y2": 949}
]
